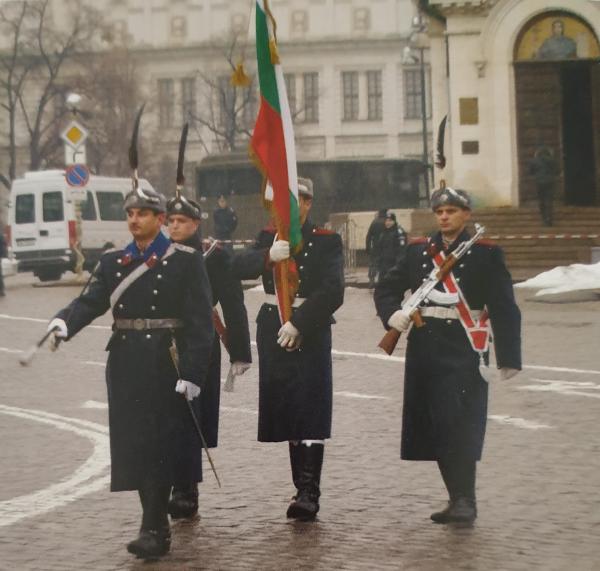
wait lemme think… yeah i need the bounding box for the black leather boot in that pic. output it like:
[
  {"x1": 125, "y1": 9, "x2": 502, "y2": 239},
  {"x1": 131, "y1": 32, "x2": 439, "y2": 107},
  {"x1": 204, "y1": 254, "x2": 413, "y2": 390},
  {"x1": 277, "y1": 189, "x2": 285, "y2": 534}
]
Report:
[
  {"x1": 286, "y1": 443, "x2": 324, "y2": 521},
  {"x1": 127, "y1": 486, "x2": 171, "y2": 559},
  {"x1": 168, "y1": 483, "x2": 199, "y2": 519},
  {"x1": 431, "y1": 459, "x2": 477, "y2": 524}
]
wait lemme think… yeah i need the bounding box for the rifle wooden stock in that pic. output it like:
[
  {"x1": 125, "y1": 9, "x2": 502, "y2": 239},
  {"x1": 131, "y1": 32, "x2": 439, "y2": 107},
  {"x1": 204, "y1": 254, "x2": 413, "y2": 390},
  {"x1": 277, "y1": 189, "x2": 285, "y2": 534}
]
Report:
[
  {"x1": 377, "y1": 310, "x2": 425, "y2": 355},
  {"x1": 378, "y1": 328, "x2": 401, "y2": 356}
]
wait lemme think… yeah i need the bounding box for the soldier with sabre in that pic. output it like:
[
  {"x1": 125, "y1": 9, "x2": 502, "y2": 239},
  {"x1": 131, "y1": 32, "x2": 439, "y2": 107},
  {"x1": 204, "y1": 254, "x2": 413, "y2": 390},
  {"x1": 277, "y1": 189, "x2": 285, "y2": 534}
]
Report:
[{"x1": 45, "y1": 109, "x2": 214, "y2": 559}]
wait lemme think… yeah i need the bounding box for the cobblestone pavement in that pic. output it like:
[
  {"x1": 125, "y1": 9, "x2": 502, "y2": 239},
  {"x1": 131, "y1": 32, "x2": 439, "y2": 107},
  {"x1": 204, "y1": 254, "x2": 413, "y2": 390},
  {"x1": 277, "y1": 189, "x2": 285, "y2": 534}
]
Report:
[{"x1": 1, "y1": 272, "x2": 599, "y2": 570}]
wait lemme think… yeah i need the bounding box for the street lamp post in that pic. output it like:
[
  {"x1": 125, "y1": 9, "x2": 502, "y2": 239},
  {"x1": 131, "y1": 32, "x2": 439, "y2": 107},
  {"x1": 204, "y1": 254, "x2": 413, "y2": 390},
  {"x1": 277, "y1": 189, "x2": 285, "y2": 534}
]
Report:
[{"x1": 407, "y1": 13, "x2": 431, "y2": 206}]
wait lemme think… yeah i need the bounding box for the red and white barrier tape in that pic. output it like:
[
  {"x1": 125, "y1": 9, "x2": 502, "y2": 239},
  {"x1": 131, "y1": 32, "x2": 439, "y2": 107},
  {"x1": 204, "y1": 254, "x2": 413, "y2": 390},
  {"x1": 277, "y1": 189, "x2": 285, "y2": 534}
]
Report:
[{"x1": 487, "y1": 233, "x2": 599, "y2": 240}]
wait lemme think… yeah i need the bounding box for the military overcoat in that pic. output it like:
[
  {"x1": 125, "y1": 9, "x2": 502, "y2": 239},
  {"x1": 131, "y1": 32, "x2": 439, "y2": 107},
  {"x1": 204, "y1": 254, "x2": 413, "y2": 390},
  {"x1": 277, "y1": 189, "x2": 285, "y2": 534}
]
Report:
[
  {"x1": 55, "y1": 232, "x2": 214, "y2": 491},
  {"x1": 374, "y1": 229, "x2": 521, "y2": 461},
  {"x1": 179, "y1": 233, "x2": 251, "y2": 452},
  {"x1": 233, "y1": 221, "x2": 344, "y2": 442}
]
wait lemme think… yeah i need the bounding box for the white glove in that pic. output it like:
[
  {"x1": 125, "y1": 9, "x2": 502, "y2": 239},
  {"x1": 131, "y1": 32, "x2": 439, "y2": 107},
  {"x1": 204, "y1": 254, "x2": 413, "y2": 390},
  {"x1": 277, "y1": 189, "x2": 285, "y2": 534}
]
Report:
[
  {"x1": 175, "y1": 379, "x2": 201, "y2": 401},
  {"x1": 269, "y1": 240, "x2": 290, "y2": 263},
  {"x1": 500, "y1": 368, "x2": 519, "y2": 381},
  {"x1": 230, "y1": 361, "x2": 251, "y2": 376},
  {"x1": 277, "y1": 321, "x2": 301, "y2": 350},
  {"x1": 47, "y1": 318, "x2": 68, "y2": 352},
  {"x1": 388, "y1": 309, "x2": 411, "y2": 333}
]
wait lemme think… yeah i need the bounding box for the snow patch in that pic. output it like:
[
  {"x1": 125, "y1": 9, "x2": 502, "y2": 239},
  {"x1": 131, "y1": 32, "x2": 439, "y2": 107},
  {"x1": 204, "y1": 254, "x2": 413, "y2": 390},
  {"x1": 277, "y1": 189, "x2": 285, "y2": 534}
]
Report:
[{"x1": 515, "y1": 262, "x2": 600, "y2": 302}]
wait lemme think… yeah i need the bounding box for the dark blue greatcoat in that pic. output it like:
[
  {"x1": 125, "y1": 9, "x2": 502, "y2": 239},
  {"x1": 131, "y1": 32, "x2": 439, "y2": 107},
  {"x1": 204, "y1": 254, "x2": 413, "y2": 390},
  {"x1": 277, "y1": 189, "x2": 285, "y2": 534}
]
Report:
[
  {"x1": 374, "y1": 229, "x2": 521, "y2": 461},
  {"x1": 172, "y1": 233, "x2": 251, "y2": 485},
  {"x1": 55, "y1": 232, "x2": 214, "y2": 491},
  {"x1": 233, "y1": 220, "x2": 344, "y2": 442}
]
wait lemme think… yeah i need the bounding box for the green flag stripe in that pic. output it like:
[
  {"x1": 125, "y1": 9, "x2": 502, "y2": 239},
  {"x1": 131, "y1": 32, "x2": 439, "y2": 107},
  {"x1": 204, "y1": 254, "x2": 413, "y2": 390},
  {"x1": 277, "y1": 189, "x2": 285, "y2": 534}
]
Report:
[
  {"x1": 289, "y1": 192, "x2": 301, "y2": 248},
  {"x1": 256, "y1": 2, "x2": 280, "y2": 114}
]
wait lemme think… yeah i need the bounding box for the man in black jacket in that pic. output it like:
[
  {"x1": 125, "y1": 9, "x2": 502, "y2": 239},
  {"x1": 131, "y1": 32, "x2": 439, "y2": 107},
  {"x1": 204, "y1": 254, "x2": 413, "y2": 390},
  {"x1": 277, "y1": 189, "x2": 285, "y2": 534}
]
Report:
[
  {"x1": 166, "y1": 195, "x2": 252, "y2": 518},
  {"x1": 213, "y1": 194, "x2": 238, "y2": 243},
  {"x1": 233, "y1": 177, "x2": 344, "y2": 521},
  {"x1": 374, "y1": 186, "x2": 521, "y2": 524},
  {"x1": 365, "y1": 208, "x2": 387, "y2": 288},
  {"x1": 47, "y1": 188, "x2": 214, "y2": 559}
]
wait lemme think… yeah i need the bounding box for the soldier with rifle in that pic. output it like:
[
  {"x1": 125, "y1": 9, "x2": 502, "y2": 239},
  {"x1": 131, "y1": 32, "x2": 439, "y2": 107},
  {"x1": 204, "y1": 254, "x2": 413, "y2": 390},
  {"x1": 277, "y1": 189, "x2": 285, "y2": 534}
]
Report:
[
  {"x1": 46, "y1": 110, "x2": 214, "y2": 559},
  {"x1": 166, "y1": 125, "x2": 252, "y2": 519},
  {"x1": 233, "y1": 177, "x2": 344, "y2": 521},
  {"x1": 374, "y1": 185, "x2": 521, "y2": 524}
]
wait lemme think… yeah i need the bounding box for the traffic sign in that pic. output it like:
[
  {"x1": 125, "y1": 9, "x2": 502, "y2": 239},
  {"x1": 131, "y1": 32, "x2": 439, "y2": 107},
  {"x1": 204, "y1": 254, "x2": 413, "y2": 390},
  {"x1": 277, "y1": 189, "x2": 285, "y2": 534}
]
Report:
[
  {"x1": 61, "y1": 120, "x2": 89, "y2": 150},
  {"x1": 65, "y1": 163, "x2": 90, "y2": 187}
]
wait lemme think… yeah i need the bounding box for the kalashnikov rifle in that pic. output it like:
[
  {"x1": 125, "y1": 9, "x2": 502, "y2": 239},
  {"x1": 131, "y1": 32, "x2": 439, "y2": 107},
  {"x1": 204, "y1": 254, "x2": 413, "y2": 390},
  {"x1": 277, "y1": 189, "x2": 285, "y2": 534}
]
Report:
[{"x1": 378, "y1": 223, "x2": 486, "y2": 356}]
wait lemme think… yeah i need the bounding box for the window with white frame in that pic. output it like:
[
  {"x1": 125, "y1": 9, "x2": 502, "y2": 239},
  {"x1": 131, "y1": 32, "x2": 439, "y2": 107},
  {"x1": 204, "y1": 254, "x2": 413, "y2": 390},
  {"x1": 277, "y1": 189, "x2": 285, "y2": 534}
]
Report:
[
  {"x1": 367, "y1": 70, "x2": 382, "y2": 120},
  {"x1": 158, "y1": 78, "x2": 175, "y2": 128},
  {"x1": 284, "y1": 73, "x2": 297, "y2": 119},
  {"x1": 303, "y1": 72, "x2": 319, "y2": 123},
  {"x1": 342, "y1": 71, "x2": 359, "y2": 121},
  {"x1": 181, "y1": 77, "x2": 196, "y2": 123},
  {"x1": 403, "y1": 68, "x2": 431, "y2": 120}
]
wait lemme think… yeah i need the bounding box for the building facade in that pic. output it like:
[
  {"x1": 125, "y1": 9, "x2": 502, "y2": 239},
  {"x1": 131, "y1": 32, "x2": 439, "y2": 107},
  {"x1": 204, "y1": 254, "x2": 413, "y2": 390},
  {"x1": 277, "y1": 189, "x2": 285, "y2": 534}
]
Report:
[{"x1": 429, "y1": 0, "x2": 600, "y2": 207}]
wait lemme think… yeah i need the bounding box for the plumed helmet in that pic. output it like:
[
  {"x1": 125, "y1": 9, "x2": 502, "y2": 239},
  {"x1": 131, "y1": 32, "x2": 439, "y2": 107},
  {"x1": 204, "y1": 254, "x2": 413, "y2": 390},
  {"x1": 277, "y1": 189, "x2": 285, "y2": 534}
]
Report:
[
  {"x1": 166, "y1": 195, "x2": 202, "y2": 220},
  {"x1": 298, "y1": 177, "x2": 314, "y2": 198},
  {"x1": 430, "y1": 186, "x2": 471, "y2": 211},
  {"x1": 123, "y1": 187, "x2": 167, "y2": 213}
]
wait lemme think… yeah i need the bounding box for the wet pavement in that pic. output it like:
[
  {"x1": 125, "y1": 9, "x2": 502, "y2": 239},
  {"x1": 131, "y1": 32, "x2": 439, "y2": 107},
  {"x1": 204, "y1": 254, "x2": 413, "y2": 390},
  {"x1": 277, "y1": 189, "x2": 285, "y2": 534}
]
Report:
[{"x1": 1, "y1": 272, "x2": 599, "y2": 570}]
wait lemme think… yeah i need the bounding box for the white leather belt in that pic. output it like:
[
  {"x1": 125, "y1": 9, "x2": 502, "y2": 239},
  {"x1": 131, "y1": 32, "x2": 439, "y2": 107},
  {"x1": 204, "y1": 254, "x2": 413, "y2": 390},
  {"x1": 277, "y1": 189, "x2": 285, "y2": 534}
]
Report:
[
  {"x1": 264, "y1": 294, "x2": 306, "y2": 308},
  {"x1": 420, "y1": 307, "x2": 482, "y2": 320}
]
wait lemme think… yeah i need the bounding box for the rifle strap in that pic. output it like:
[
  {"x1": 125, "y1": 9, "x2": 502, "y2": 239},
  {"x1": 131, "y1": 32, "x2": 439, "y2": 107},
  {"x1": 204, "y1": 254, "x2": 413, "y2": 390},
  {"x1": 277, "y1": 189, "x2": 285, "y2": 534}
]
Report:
[{"x1": 432, "y1": 251, "x2": 490, "y2": 355}]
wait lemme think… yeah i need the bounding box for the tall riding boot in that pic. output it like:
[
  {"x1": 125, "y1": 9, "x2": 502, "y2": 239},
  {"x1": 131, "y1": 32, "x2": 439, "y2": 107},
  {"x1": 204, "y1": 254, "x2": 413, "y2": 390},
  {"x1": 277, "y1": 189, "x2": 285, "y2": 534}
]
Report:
[
  {"x1": 286, "y1": 443, "x2": 324, "y2": 521},
  {"x1": 168, "y1": 483, "x2": 199, "y2": 519},
  {"x1": 431, "y1": 459, "x2": 477, "y2": 524},
  {"x1": 288, "y1": 441, "x2": 302, "y2": 491},
  {"x1": 127, "y1": 485, "x2": 172, "y2": 559}
]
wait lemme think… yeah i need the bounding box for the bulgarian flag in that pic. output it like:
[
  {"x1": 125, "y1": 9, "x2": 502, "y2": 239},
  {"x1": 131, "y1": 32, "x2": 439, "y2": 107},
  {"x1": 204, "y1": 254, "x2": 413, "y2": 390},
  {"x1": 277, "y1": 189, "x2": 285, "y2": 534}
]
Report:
[{"x1": 250, "y1": 0, "x2": 301, "y2": 324}]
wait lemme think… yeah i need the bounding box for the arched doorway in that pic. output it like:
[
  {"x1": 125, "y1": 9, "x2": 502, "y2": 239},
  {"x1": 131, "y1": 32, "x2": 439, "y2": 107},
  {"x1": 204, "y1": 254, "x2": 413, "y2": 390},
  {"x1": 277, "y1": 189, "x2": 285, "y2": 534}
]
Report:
[{"x1": 514, "y1": 11, "x2": 600, "y2": 206}]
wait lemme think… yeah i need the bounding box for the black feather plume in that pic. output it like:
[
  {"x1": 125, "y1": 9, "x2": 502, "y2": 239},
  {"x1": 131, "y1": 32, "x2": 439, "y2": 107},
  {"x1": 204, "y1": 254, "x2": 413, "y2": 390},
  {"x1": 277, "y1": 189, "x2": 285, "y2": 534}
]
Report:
[
  {"x1": 128, "y1": 103, "x2": 146, "y2": 171},
  {"x1": 176, "y1": 123, "x2": 189, "y2": 193},
  {"x1": 435, "y1": 115, "x2": 447, "y2": 169}
]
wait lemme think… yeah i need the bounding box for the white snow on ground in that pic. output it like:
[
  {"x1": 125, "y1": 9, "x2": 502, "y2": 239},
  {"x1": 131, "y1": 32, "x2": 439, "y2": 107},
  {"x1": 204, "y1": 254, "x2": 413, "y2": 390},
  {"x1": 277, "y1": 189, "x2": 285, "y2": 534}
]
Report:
[{"x1": 515, "y1": 262, "x2": 600, "y2": 302}]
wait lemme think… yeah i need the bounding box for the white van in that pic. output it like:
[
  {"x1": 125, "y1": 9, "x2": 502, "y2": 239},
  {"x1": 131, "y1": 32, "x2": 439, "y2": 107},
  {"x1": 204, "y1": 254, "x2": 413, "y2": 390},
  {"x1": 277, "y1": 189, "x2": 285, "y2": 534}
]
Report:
[{"x1": 8, "y1": 170, "x2": 155, "y2": 281}]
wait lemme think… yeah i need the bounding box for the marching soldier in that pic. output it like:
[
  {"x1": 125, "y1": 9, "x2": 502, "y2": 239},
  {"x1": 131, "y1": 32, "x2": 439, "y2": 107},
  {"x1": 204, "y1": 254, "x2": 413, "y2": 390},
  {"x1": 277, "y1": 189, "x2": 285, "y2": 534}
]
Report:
[
  {"x1": 46, "y1": 115, "x2": 214, "y2": 559},
  {"x1": 233, "y1": 177, "x2": 344, "y2": 521},
  {"x1": 165, "y1": 129, "x2": 251, "y2": 518},
  {"x1": 374, "y1": 186, "x2": 521, "y2": 524}
]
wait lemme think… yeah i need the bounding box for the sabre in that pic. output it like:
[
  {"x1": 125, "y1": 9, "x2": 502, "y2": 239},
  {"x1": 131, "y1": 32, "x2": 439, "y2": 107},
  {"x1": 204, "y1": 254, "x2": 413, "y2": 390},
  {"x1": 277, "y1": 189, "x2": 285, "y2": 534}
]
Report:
[
  {"x1": 169, "y1": 340, "x2": 222, "y2": 488},
  {"x1": 19, "y1": 262, "x2": 99, "y2": 367}
]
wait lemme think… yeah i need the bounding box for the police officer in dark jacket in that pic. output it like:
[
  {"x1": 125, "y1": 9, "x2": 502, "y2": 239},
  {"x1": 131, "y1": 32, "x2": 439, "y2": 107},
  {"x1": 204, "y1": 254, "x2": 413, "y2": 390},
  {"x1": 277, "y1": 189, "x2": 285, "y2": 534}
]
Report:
[
  {"x1": 166, "y1": 194, "x2": 251, "y2": 518},
  {"x1": 374, "y1": 186, "x2": 521, "y2": 524},
  {"x1": 47, "y1": 188, "x2": 214, "y2": 559},
  {"x1": 213, "y1": 194, "x2": 238, "y2": 242},
  {"x1": 365, "y1": 208, "x2": 387, "y2": 288},
  {"x1": 233, "y1": 177, "x2": 344, "y2": 521},
  {"x1": 377, "y1": 211, "x2": 407, "y2": 280}
]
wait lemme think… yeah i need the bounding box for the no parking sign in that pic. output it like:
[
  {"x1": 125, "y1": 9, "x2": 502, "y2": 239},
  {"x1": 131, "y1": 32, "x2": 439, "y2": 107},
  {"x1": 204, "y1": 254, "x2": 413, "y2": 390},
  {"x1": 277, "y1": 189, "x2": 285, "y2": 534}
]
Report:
[{"x1": 65, "y1": 163, "x2": 89, "y2": 200}]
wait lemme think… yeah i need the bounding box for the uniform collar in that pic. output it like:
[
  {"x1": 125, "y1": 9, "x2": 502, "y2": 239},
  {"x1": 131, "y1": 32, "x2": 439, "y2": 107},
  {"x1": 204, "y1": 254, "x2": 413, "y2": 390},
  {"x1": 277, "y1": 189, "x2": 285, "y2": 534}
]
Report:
[
  {"x1": 432, "y1": 228, "x2": 470, "y2": 253},
  {"x1": 123, "y1": 231, "x2": 170, "y2": 265}
]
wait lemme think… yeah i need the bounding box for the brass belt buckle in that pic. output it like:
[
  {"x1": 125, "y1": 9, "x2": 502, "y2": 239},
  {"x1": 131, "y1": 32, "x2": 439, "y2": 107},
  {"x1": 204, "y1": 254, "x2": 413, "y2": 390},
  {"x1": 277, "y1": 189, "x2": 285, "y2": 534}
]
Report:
[{"x1": 133, "y1": 318, "x2": 145, "y2": 330}]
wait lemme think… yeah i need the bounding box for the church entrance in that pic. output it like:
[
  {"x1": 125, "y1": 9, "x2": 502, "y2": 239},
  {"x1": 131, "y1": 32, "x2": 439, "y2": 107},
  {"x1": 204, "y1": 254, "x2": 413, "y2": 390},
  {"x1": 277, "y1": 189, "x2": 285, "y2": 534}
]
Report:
[{"x1": 514, "y1": 11, "x2": 600, "y2": 206}]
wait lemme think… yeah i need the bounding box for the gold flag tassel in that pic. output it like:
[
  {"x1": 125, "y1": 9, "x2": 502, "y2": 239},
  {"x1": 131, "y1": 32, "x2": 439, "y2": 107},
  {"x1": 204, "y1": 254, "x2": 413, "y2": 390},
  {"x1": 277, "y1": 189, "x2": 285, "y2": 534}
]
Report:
[{"x1": 230, "y1": 62, "x2": 252, "y2": 87}]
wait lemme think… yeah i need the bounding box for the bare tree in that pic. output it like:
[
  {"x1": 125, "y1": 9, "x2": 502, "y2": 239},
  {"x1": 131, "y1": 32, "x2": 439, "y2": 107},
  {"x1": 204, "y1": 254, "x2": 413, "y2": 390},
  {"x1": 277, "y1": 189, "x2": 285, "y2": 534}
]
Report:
[
  {"x1": 192, "y1": 33, "x2": 258, "y2": 154},
  {"x1": 0, "y1": 0, "x2": 101, "y2": 184},
  {"x1": 72, "y1": 47, "x2": 144, "y2": 176}
]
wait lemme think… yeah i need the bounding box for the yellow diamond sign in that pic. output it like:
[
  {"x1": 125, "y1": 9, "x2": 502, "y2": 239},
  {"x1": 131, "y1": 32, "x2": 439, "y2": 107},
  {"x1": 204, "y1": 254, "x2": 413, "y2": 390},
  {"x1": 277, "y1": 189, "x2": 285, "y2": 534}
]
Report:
[{"x1": 61, "y1": 120, "x2": 88, "y2": 150}]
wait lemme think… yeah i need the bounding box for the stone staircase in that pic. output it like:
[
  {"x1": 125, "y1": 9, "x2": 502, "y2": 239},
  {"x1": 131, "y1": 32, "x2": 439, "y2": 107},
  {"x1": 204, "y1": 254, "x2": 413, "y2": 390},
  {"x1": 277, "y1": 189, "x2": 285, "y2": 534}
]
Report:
[{"x1": 410, "y1": 206, "x2": 600, "y2": 281}]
